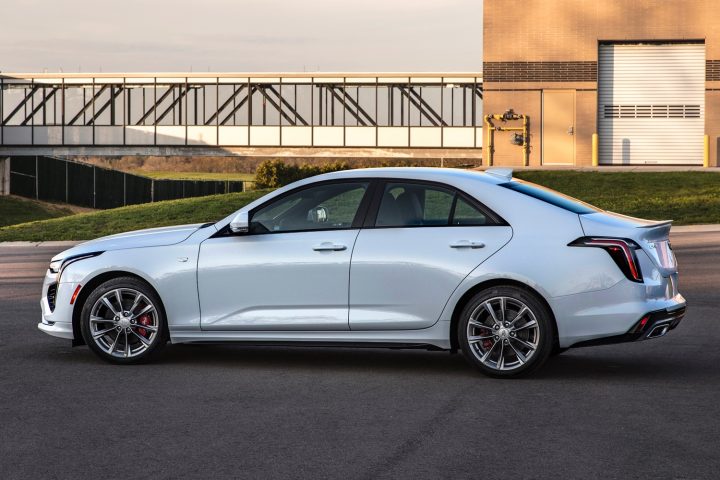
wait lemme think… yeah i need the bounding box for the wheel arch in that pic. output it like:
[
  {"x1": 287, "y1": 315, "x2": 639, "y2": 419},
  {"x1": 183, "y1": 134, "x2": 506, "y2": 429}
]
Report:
[
  {"x1": 448, "y1": 278, "x2": 559, "y2": 353},
  {"x1": 71, "y1": 270, "x2": 168, "y2": 346}
]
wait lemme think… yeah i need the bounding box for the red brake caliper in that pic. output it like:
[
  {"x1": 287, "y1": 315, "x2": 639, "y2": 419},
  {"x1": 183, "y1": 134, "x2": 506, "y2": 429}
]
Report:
[
  {"x1": 481, "y1": 327, "x2": 494, "y2": 350},
  {"x1": 137, "y1": 314, "x2": 152, "y2": 337}
]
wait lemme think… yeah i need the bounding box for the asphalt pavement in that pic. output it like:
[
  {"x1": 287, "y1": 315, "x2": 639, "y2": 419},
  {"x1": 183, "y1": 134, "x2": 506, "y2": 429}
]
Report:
[{"x1": 1, "y1": 231, "x2": 719, "y2": 479}]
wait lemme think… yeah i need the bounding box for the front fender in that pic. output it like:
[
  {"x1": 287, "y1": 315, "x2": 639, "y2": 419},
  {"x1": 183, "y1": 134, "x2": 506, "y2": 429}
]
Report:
[{"x1": 60, "y1": 243, "x2": 201, "y2": 333}]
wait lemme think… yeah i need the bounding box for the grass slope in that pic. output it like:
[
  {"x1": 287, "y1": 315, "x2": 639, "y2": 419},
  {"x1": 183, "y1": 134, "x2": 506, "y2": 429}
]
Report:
[
  {"x1": 0, "y1": 196, "x2": 76, "y2": 228},
  {"x1": 0, "y1": 171, "x2": 718, "y2": 242},
  {"x1": 0, "y1": 190, "x2": 269, "y2": 242},
  {"x1": 514, "y1": 171, "x2": 720, "y2": 225},
  {"x1": 131, "y1": 171, "x2": 256, "y2": 182}
]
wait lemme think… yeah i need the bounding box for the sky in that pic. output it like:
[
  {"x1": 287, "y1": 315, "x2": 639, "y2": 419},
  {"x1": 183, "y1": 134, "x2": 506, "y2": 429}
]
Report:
[{"x1": 0, "y1": 0, "x2": 483, "y2": 73}]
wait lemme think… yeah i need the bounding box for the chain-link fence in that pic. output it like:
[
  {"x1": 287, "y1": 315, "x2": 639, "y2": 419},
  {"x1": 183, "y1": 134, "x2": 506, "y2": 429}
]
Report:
[{"x1": 7, "y1": 156, "x2": 246, "y2": 209}]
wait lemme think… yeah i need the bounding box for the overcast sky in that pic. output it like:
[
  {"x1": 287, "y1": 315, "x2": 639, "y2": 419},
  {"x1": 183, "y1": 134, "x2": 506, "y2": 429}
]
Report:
[{"x1": 0, "y1": 0, "x2": 483, "y2": 73}]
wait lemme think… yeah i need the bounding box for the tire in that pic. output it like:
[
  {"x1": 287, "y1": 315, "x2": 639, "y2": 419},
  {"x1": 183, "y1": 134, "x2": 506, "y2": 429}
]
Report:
[
  {"x1": 458, "y1": 285, "x2": 554, "y2": 378},
  {"x1": 80, "y1": 276, "x2": 167, "y2": 364},
  {"x1": 551, "y1": 346, "x2": 569, "y2": 356}
]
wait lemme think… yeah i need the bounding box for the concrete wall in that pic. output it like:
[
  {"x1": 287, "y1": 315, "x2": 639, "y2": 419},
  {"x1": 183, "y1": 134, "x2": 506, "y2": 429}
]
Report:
[{"x1": 484, "y1": 0, "x2": 720, "y2": 167}]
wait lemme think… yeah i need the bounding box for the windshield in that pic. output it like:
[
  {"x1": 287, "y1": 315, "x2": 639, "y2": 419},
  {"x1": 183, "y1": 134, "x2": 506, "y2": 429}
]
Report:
[{"x1": 499, "y1": 180, "x2": 602, "y2": 215}]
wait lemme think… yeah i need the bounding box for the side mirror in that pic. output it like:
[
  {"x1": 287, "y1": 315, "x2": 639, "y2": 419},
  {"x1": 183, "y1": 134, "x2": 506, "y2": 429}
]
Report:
[
  {"x1": 229, "y1": 211, "x2": 249, "y2": 234},
  {"x1": 307, "y1": 205, "x2": 328, "y2": 223}
]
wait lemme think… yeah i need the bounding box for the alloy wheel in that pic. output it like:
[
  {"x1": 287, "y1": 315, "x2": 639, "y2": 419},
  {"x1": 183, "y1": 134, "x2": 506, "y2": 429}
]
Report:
[
  {"x1": 88, "y1": 288, "x2": 159, "y2": 359},
  {"x1": 465, "y1": 296, "x2": 540, "y2": 371}
]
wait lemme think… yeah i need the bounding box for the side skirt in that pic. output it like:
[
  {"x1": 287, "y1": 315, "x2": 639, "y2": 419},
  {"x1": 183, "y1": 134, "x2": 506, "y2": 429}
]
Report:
[{"x1": 169, "y1": 321, "x2": 452, "y2": 350}]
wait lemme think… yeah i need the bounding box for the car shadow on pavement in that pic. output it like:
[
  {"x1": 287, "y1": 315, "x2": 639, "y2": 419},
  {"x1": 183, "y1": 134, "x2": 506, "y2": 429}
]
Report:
[
  {"x1": 536, "y1": 351, "x2": 713, "y2": 382},
  {"x1": 46, "y1": 342, "x2": 715, "y2": 383}
]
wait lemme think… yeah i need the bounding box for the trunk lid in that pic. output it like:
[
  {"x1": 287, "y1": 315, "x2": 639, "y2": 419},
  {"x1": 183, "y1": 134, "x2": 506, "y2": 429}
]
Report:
[{"x1": 579, "y1": 211, "x2": 677, "y2": 275}]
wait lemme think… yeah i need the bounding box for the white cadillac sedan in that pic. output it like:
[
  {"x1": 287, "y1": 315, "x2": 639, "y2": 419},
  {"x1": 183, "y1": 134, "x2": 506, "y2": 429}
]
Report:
[{"x1": 39, "y1": 168, "x2": 686, "y2": 377}]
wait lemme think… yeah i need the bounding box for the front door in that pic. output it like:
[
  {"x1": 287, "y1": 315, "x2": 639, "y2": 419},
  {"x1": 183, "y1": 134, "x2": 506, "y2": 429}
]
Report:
[
  {"x1": 198, "y1": 181, "x2": 371, "y2": 331},
  {"x1": 542, "y1": 90, "x2": 575, "y2": 165}
]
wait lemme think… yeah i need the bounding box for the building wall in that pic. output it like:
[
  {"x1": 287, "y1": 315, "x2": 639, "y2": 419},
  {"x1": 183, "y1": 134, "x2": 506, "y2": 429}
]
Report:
[{"x1": 484, "y1": 0, "x2": 719, "y2": 167}]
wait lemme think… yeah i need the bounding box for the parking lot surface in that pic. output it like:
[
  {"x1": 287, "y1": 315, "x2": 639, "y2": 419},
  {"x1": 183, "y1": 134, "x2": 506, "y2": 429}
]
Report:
[{"x1": 1, "y1": 232, "x2": 719, "y2": 479}]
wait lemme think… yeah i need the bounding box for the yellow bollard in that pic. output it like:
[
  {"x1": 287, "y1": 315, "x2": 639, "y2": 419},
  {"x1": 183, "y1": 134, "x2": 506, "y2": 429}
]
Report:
[
  {"x1": 592, "y1": 133, "x2": 599, "y2": 167},
  {"x1": 704, "y1": 135, "x2": 710, "y2": 168}
]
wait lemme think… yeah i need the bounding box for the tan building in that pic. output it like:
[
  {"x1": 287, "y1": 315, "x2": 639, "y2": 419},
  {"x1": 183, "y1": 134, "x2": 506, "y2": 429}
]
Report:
[{"x1": 483, "y1": 0, "x2": 719, "y2": 167}]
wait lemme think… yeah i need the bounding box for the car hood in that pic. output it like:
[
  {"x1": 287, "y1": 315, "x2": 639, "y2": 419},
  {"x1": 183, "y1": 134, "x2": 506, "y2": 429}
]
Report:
[{"x1": 51, "y1": 223, "x2": 206, "y2": 262}]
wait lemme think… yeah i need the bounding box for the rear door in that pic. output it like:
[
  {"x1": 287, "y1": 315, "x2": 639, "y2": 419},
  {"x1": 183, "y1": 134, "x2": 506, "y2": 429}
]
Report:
[{"x1": 349, "y1": 180, "x2": 513, "y2": 330}]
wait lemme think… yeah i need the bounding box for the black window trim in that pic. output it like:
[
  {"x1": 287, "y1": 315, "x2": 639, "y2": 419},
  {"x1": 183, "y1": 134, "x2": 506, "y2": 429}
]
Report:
[
  {"x1": 215, "y1": 178, "x2": 377, "y2": 237},
  {"x1": 363, "y1": 178, "x2": 508, "y2": 229},
  {"x1": 214, "y1": 176, "x2": 508, "y2": 238}
]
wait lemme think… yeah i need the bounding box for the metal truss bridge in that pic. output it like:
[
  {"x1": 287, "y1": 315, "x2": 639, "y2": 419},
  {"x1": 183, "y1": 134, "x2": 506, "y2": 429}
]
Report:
[{"x1": 0, "y1": 73, "x2": 482, "y2": 153}]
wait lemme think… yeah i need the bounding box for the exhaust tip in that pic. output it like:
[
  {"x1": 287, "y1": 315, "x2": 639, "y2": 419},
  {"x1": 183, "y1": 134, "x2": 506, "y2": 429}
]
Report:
[{"x1": 646, "y1": 324, "x2": 670, "y2": 339}]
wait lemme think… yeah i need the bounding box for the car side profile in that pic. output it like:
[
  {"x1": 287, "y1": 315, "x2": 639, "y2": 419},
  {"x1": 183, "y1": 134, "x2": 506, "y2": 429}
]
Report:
[{"x1": 39, "y1": 168, "x2": 686, "y2": 377}]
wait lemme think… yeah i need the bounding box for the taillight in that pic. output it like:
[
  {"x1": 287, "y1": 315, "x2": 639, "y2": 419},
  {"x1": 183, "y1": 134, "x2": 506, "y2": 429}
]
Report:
[{"x1": 569, "y1": 237, "x2": 643, "y2": 283}]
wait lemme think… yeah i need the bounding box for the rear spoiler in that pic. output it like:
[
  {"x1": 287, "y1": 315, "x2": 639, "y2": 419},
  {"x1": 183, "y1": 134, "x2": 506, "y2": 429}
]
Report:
[
  {"x1": 579, "y1": 212, "x2": 673, "y2": 243},
  {"x1": 637, "y1": 220, "x2": 672, "y2": 229}
]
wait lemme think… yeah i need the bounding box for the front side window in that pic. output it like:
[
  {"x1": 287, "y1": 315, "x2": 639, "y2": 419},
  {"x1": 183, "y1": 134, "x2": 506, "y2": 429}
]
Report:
[
  {"x1": 375, "y1": 182, "x2": 490, "y2": 227},
  {"x1": 250, "y1": 182, "x2": 369, "y2": 233}
]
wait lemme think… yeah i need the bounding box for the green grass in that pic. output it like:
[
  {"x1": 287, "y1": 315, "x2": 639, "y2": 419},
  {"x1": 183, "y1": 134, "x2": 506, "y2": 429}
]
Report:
[
  {"x1": 0, "y1": 171, "x2": 718, "y2": 242},
  {"x1": 0, "y1": 190, "x2": 269, "y2": 242},
  {"x1": 0, "y1": 196, "x2": 76, "y2": 228},
  {"x1": 514, "y1": 171, "x2": 720, "y2": 225},
  {"x1": 131, "y1": 171, "x2": 256, "y2": 182}
]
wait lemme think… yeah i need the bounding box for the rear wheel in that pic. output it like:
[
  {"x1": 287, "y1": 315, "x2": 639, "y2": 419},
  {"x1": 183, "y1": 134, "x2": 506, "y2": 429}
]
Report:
[
  {"x1": 458, "y1": 286, "x2": 553, "y2": 378},
  {"x1": 80, "y1": 277, "x2": 166, "y2": 364}
]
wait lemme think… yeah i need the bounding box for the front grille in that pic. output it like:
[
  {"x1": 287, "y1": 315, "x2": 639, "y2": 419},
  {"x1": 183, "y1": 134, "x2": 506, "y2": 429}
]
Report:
[{"x1": 47, "y1": 283, "x2": 57, "y2": 312}]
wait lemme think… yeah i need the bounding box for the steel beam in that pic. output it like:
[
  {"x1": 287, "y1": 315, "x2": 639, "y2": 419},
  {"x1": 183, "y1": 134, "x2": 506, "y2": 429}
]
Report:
[
  {"x1": 67, "y1": 85, "x2": 108, "y2": 126},
  {"x1": 205, "y1": 85, "x2": 246, "y2": 125},
  {"x1": 256, "y1": 86, "x2": 306, "y2": 126},
  {"x1": 136, "y1": 86, "x2": 176, "y2": 125},
  {"x1": 264, "y1": 85, "x2": 309, "y2": 126},
  {"x1": 20, "y1": 87, "x2": 59, "y2": 126},
  {"x1": 397, "y1": 87, "x2": 446, "y2": 127},
  {"x1": 86, "y1": 86, "x2": 124, "y2": 126},
  {"x1": 219, "y1": 86, "x2": 256, "y2": 125},
  {"x1": 155, "y1": 85, "x2": 189, "y2": 123},
  {"x1": 2, "y1": 85, "x2": 39, "y2": 125},
  {"x1": 326, "y1": 86, "x2": 376, "y2": 126}
]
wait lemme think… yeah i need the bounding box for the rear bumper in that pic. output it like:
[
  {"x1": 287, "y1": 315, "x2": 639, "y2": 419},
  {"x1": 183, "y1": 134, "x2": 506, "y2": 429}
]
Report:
[{"x1": 570, "y1": 305, "x2": 686, "y2": 348}]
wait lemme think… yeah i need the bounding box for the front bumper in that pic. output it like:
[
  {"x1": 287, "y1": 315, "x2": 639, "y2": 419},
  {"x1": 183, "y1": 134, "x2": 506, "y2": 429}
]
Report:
[
  {"x1": 38, "y1": 319, "x2": 74, "y2": 339},
  {"x1": 38, "y1": 268, "x2": 79, "y2": 341},
  {"x1": 571, "y1": 305, "x2": 686, "y2": 348}
]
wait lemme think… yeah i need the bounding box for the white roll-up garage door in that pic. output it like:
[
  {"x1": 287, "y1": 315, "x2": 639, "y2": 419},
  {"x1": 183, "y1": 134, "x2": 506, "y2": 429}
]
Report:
[{"x1": 598, "y1": 43, "x2": 705, "y2": 165}]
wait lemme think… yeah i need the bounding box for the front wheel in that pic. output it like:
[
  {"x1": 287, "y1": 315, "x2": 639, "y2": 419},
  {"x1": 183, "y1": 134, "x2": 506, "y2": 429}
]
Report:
[
  {"x1": 80, "y1": 277, "x2": 167, "y2": 364},
  {"x1": 458, "y1": 286, "x2": 553, "y2": 378}
]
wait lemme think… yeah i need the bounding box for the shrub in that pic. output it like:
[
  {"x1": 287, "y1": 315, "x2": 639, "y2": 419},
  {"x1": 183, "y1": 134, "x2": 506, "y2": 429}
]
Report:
[{"x1": 254, "y1": 159, "x2": 350, "y2": 188}]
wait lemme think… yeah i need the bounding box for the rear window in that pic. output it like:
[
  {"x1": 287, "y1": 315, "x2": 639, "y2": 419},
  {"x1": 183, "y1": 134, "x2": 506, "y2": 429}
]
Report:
[{"x1": 499, "y1": 180, "x2": 601, "y2": 215}]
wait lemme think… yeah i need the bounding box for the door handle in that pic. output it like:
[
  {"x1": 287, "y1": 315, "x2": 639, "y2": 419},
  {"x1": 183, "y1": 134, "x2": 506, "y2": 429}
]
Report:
[
  {"x1": 313, "y1": 242, "x2": 347, "y2": 252},
  {"x1": 450, "y1": 241, "x2": 485, "y2": 249}
]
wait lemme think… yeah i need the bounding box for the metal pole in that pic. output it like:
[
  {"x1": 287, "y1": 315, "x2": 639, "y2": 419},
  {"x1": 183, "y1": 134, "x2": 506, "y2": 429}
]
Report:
[{"x1": 61, "y1": 78, "x2": 65, "y2": 146}]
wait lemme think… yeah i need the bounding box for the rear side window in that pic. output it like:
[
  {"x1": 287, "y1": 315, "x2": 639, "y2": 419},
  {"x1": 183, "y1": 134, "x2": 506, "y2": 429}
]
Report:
[
  {"x1": 499, "y1": 180, "x2": 601, "y2": 215},
  {"x1": 375, "y1": 182, "x2": 492, "y2": 227},
  {"x1": 453, "y1": 197, "x2": 487, "y2": 225}
]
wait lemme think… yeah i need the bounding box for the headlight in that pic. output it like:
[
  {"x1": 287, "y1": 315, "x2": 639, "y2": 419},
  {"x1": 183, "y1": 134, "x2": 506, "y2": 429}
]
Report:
[
  {"x1": 48, "y1": 252, "x2": 104, "y2": 279},
  {"x1": 49, "y1": 260, "x2": 62, "y2": 274}
]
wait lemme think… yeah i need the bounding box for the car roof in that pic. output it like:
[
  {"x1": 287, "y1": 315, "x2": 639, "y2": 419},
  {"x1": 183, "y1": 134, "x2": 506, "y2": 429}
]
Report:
[{"x1": 310, "y1": 167, "x2": 506, "y2": 186}]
